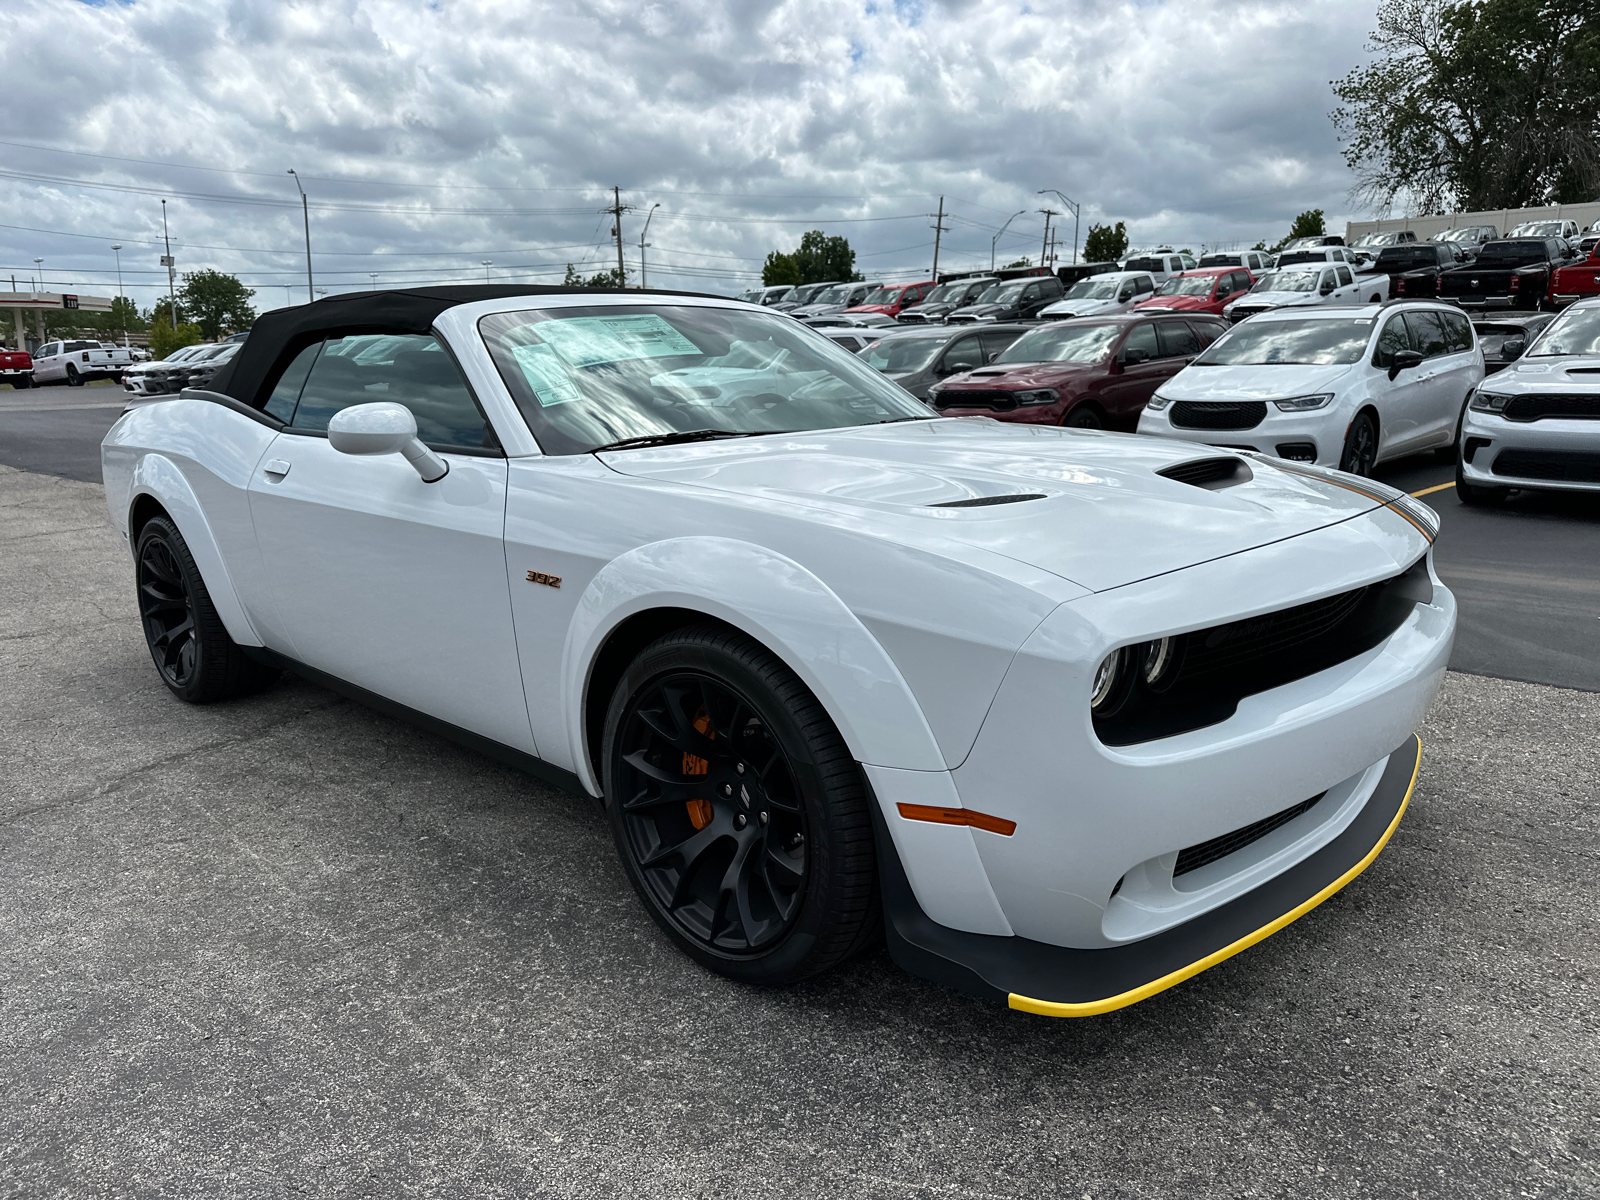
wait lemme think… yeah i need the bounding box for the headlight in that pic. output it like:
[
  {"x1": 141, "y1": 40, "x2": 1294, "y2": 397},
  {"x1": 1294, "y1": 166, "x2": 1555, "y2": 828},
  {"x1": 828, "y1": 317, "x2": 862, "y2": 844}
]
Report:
[
  {"x1": 1272, "y1": 393, "x2": 1334, "y2": 411},
  {"x1": 1146, "y1": 390, "x2": 1172, "y2": 411},
  {"x1": 1140, "y1": 637, "x2": 1183, "y2": 692},
  {"x1": 1090, "y1": 648, "x2": 1133, "y2": 715},
  {"x1": 1015, "y1": 388, "x2": 1058, "y2": 406},
  {"x1": 1469, "y1": 390, "x2": 1512, "y2": 413}
]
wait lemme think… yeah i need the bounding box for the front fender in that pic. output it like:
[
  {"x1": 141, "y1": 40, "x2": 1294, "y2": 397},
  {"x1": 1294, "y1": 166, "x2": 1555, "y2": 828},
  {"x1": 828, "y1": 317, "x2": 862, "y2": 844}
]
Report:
[
  {"x1": 125, "y1": 453, "x2": 263, "y2": 647},
  {"x1": 562, "y1": 536, "x2": 946, "y2": 796}
]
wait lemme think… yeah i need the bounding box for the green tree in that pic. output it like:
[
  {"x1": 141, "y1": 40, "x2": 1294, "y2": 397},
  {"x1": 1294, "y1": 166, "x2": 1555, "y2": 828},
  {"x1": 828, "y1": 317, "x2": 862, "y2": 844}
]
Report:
[
  {"x1": 1083, "y1": 222, "x2": 1129, "y2": 262},
  {"x1": 563, "y1": 263, "x2": 627, "y2": 288},
  {"x1": 149, "y1": 321, "x2": 202, "y2": 360},
  {"x1": 176, "y1": 270, "x2": 255, "y2": 340},
  {"x1": 1270, "y1": 210, "x2": 1327, "y2": 253},
  {"x1": 761, "y1": 251, "x2": 800, "y2": 287},
  {"x1": 791, "y1": 231, "x2": 861, "y2": 283},
  {"x1": 1002, "y1": 257, "x2": 1031, "y2": 269},
  {"x1": 1331, "y1": 0, "x2": 1600, "y2": 212}
]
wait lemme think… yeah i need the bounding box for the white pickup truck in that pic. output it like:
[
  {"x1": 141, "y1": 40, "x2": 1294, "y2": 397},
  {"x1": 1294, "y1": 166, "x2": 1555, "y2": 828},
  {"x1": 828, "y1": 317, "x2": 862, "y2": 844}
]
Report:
[
  {"x1": 30, "y1": 339, "x2": 135, "y2": 386},
  {"x1": 1223, "y1": 262, "x2": 1374, "y2": 323}
]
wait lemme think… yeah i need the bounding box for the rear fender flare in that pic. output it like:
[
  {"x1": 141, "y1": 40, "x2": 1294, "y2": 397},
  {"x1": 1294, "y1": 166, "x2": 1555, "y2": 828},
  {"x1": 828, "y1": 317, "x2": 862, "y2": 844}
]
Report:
[
  {"x1": 127, "y1": 453, "x2": 262, "y2": 647},
  {"x1": 562, "y1": 536, "x2": 945, "y2": 796}
]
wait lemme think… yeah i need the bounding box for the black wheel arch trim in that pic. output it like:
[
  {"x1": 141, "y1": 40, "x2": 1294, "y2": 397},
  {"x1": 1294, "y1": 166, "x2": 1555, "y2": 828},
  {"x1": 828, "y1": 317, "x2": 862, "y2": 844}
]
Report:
[{"x1": 872, "y1": 735, "x2": 1420, "y2": 1015}]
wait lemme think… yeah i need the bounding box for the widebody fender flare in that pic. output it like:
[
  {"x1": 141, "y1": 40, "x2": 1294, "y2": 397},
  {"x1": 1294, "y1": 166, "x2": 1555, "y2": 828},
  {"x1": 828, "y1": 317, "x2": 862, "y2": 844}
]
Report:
[
  {"x1": 562, "y1": 536, "x2": 946, "y2": 796},
  {"x1": 126, "y1": 453, "x2": 263, "y2": 648}
]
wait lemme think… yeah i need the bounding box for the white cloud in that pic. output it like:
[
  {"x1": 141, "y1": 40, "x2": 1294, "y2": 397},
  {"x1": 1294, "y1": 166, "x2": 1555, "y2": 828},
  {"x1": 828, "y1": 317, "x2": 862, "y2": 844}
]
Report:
[{"x1": 0, "y1": 0, "x2": 1378, "y2": 309}]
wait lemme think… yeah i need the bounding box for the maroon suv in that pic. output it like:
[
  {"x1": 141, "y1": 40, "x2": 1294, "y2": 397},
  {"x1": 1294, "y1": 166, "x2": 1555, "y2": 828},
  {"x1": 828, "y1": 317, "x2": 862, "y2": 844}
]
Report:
[{"x1": 926, "y1": 313, "x2": 1229, "y2": 428}]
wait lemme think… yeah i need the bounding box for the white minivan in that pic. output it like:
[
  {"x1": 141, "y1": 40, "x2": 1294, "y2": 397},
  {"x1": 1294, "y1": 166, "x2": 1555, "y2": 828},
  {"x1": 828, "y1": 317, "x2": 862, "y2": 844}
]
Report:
[{"x1": 1138, "y1": 301, "x2": 1483, "y2": 475}]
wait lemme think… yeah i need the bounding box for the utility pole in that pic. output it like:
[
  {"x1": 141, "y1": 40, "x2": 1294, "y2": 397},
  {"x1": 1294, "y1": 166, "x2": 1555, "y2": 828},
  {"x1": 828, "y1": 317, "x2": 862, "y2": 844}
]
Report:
[
  {"x1": 1038, "y1": 189, "x2": 1081, "y2": 265},
  {"x1": 161, "y1": 200, "x2": 177, "y2": 329},
  {"x1": 1038, "y1": 208, "x2": 1059, "y2": 270},
  {"x1": 930, "y1": 196, "x2": 949, "y2": 280},
  {"x1": 606, "y1": 186, "x2": 633, "y2": 284},
  {"x1": 288, "y1": 169, "x2": 314, "y2": 302},
  {"x1": 482, "y1": 260, "x2": 493, "y2": 283},
  {"x1": 639, "y1": 202, "x2": 660, "y2": 288},
  {"x1": 112, "y1": 244, "x2": 125, "y2": 345}
]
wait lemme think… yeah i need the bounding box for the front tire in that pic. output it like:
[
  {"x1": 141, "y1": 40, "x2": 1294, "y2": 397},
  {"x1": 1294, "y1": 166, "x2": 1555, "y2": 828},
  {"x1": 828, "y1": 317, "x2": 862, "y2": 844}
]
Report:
[
  {"x1": 1063, "y1": 405, "x2": 1103, "y2": 429},
  {"x1": 135, "y1": 516, "x2": 279, "y2": 703},
  {"x1": 602, "y1": 624, "x2": 879, "y2": 986},
  {"x1": 1339, "y1": 411, "x2": 1379, "y2": 477},
  {"x1": 1455, "y1": 457, "x2": 1508, "y2": 506}
]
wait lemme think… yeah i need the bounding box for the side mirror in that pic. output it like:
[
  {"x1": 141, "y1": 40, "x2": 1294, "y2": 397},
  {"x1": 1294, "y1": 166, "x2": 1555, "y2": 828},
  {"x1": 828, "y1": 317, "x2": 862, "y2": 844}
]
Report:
[
  {"x1": 1501, "y1": 337, "x2": 1526, "y2": 361},
  {"x1": 1320, "y1": 282, "x2": 1336, "y2": 296},
  {"x1": 1388, "y1": 348, "x2": 1425, "y2": 380},
  {"x1": 328, "y1": 402, "x2": 449, "y2": 483},
  {"x1": 1122, "y1": 346, "x2": 1152, "y2": 366}
]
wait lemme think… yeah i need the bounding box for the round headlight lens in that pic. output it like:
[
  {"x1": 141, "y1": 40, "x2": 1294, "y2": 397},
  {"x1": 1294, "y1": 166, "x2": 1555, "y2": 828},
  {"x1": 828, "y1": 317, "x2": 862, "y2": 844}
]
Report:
[
  {"x1": 1141, "y1": 636, "x2": 1182, "y2": 691},
  {"x1": 1091, "y1": 648, "x2": 1129, "y2": 712}
]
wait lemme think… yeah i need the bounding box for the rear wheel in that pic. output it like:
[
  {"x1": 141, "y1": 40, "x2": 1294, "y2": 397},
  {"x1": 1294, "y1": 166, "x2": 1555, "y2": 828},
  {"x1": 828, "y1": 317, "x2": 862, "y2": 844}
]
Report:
[
  {"x1": 13, "y1": 374, "x2": 32, "y2": 389},
  {"x1": 602, "y1": 624, "x2": 879, "y2": 985},
  {"x1": 1339, "y1": 411, "x2": 1378, "y2": 476},
  {"x1": 65, "y1": 364, "x2": 83, "y2": 387},
  {"x1": 135, "y1": 516, "x2": 279, "y2": 703}
]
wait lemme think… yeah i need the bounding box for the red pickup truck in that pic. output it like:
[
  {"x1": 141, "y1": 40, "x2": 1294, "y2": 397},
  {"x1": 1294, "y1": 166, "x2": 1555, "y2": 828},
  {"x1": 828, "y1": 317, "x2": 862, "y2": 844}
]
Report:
[
  {"x1": 1549, "y1": 246, "x2": 1600, "y2": 308},
  {"x1": 0, "y1": 347, "x2": 33, "y2": 388}
]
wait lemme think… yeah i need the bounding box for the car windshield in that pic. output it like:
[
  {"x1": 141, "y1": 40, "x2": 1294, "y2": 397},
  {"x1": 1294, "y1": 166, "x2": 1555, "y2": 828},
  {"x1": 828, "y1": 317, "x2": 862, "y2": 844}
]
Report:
[
  {"x1": 1065, "y1": 279, "x2": 1119, "y2": 300},
  {"x1": 1198, "y1": 255, "x2": 1240, "y2": 267},
  {"x1": 1529, "y1": 308, "x2": 1600, "y2": 356},
  {"x1": 1155, "y1": 275, "x2": 1216, "y2": 297},
  {"x1": 1438, "y1": 228, "x2": 1478, "y2": 243},
  {"x1": 1251, "y1": 270, "x2": 1319, "y2": 294},
  {"x1": 861, "y1": 287, "x2": 898, "y2": 305},
  {"x1": 859, "y1": 333, "x2": 950, "y2": 373},
  {"x1": 1478, "y1": 240, "x2": 1545, "y2": 261},
  {"x1": 920, "y1": 282, "x2": 966, "y2": 304},
  {"x1": 812, "y1": 285, "x2": 850, "y2": 305},
  {"x1": 1195, "y1": 317, "x2": 1373, "y2": 366},
  {"x1": 479, "y1": 304, "x2": 933, "y2": 455},
  {"x1": 1515, "y1": 222, "x2": 1563, "y2": 236},
  {"x1": 976, "y1": 281, "x2": 1027, "y2": 305},
  {"x1": 994, "y1": 323, "x2": 1120, "y2": 364}
]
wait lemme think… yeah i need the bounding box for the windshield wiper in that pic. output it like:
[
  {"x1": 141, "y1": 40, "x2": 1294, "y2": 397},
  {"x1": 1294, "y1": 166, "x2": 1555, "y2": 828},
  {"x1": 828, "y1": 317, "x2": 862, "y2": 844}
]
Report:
[{"x1": 590, "y1": 429, "x2": 756, "y2": 453}]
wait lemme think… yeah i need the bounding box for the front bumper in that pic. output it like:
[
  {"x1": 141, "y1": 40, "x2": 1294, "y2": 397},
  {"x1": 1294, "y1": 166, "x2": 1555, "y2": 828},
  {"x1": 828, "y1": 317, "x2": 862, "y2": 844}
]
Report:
[
  {"x1": 1137, "y1": 403, "x2": 1340, "y2": 466},
  {"x1": 879, "y1": 736, "x2": 1419, "y2": 1016},
  {"x1": 1460, "y1": 408, "x2": 1600, "y2": 492}
]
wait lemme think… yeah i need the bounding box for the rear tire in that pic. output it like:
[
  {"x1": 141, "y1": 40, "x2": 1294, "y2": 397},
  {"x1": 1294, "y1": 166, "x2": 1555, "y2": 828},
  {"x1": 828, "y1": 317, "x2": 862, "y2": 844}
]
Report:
[
  {"x1": 602, "y1": 623, "x2": 879, "y2": 986},
  {"x1": 1339, "y1": 411, "x2": 1379, "y2": 477},
  {"x1": 65, "y1": 364, "x2": 83, "y2": 387},
  {"x1": 135, "y1": 516, "x2": 279, "y2": 703}
]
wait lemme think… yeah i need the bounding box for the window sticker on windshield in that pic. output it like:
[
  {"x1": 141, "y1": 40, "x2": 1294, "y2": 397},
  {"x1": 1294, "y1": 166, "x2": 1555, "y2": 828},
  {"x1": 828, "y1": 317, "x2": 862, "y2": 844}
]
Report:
[
  {"x1": 535, "y1": 314, "x2": 701, "y2": 368},
  {"x1": 511, "y1": 343, "x2": 585, "y2": 406}
]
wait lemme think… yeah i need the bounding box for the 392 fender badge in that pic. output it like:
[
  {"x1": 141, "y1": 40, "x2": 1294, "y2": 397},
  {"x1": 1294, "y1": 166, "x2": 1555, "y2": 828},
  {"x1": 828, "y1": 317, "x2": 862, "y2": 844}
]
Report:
[{"x1": 526, "y1": 570, "x2": 562, "y2": 589}]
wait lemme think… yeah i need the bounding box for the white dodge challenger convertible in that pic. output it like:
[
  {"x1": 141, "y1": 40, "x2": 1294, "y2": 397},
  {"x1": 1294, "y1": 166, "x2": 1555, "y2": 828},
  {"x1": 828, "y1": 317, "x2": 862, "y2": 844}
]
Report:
[{"x1": 102, "y1": 287, "x2": 1455, "y2": 1017}]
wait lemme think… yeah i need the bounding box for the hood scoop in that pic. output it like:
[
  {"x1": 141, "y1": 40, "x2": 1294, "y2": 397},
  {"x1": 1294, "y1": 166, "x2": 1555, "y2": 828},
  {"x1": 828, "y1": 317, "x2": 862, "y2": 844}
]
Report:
[
  {"x1": 929, "y1": 493, "x2": 1047, "y2": 509},
  {"x1": 1157, "y1": 456, "x2": 1254, "y2": 491},
  {"x1": 970, "y1": 368, "x2": 1009, "y2": 376},
  {"x1": 1564, "y1": 367, "x2": 1600, "y2": 375}
]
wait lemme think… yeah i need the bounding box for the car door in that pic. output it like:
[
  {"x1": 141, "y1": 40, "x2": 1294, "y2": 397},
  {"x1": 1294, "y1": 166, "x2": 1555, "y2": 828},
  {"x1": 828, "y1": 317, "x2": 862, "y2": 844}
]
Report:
[
  {"x1": 33, "y1": 342, "x2": 60, "y2": 382},
  {"x1": 1369, "y1": 313, "x2": 1432, "y2": 457},
  {"x1": 1431, "y1": 309, "x2": 1481, "y2": 443},
  {"x1": 1100, "y1": 321, "x2": 1166, "y2": 424},
  {"x1": 935, "y1": 332, "x2": 985, "y2": 378},
  {"x1": 245, "y1": 331, "x2": 536, "y2": 754}
]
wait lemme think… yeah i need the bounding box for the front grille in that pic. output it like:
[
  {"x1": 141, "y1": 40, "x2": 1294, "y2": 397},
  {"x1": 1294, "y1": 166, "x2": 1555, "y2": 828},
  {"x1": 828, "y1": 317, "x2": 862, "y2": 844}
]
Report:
[
  {"x1": 1095, "y1": 555, "x2": 1434, "y2": 745},
  {"x1": 1174, "y1": 793, "x2": 1327, "y2": 878},
  {"x1": 1492, "y1": 449, "x2": 1600, "y2": 482},
  {"x1": 1157, "y1": 456, "x2": 1253, "y2": 489},
  {"x1": 932, "y1": 389, "x2": 1016, "y2": 411},
  {"x1": 1170, "y1": 401, "x2": 1268, "y2": 430},
  {"x1": 1501, "y1": 392, "x2": 1600, "y2": 421},
  {"x1": 1230, "y1": 306, "x2": 1271, "y2": 324}
]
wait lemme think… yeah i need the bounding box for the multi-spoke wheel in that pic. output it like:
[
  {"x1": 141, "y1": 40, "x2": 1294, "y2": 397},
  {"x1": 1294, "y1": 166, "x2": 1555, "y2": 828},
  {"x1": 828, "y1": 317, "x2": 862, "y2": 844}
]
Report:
[
  {"x1": 603, "y1": 624, "x2": 879, "y2": 984},
  {"x1": 134, "y1": 515, "x2": 279, "y2": 703},
  {"x1": 1339, "y1": 411, "x2": 1379, "y2": 477}
]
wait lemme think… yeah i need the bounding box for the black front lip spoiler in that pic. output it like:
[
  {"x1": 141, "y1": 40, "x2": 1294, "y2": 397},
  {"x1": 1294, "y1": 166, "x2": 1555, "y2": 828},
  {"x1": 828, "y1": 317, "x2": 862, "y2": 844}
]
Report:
[{"x1": 874, "y1": 735, "x2": 1420, "y2": 1017}]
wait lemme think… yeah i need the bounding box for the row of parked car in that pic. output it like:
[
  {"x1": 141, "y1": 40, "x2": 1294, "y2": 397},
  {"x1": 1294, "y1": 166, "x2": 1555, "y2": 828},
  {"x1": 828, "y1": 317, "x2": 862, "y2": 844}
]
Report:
[{"x1": 0, "y1": 339, "x2": 151, "y2": 389}]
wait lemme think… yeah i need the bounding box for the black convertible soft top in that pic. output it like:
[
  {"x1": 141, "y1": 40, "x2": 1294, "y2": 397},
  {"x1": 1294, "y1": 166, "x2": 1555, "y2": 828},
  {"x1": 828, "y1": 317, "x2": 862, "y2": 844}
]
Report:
[{"x1": 212, "y1": 284, "x2": 720, "y2": 407}]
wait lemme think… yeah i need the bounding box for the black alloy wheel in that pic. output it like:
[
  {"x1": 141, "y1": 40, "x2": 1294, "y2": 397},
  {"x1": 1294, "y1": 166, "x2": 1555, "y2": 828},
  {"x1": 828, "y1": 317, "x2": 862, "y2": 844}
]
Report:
[
  {"x1": 603, "y1": 625, "x2": 879, "y2": 985},
  {"x1": 1339, "y1": 411, "x2": 1379, "y2": 477},
  {"x1": 134, "y1": 515, "x2": 279, "y2": 703},
  {"x1": 65, "y1": 364, "x2": 83, "y2": 387},
  {"x1": 1064, "y1": 405, "x2": 1103, "y2": 429}
]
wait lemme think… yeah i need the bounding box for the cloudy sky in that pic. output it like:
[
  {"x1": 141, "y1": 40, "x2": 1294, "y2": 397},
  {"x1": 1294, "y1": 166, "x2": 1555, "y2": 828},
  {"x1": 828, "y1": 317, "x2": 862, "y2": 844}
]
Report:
[{"x1": 1, "y1": 0, "x2": 1383, "y2": 311}]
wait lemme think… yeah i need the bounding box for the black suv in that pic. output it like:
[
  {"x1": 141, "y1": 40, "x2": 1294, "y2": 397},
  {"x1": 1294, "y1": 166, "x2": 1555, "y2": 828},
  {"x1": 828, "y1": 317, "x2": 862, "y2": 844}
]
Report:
[{"x1": 945, "y1": 274, "x2": 1065, "y2": 323}]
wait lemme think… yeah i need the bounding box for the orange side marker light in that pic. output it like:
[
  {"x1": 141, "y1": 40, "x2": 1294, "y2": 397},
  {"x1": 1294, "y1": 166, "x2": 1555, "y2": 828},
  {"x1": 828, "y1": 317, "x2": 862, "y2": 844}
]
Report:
[{"x1": 896, "y1": 802, "x2": 1017, "y2": 837}]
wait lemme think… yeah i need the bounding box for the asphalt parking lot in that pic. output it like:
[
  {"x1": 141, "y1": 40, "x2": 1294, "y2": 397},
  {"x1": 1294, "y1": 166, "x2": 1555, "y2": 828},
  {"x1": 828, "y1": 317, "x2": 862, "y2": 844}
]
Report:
[{"x1": 2, "y1": 453, "x2": 1598, "y2": 1195}]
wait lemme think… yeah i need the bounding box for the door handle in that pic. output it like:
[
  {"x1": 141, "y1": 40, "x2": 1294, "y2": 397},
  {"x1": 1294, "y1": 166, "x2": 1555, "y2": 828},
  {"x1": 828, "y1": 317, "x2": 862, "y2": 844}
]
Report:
[{"x1": 262, "y1": 459, "x2": 291, "y2": 480}]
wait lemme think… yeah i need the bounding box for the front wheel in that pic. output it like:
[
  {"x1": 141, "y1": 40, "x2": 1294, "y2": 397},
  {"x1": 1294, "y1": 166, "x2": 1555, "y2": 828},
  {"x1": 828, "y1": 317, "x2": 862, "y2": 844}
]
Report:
[
  {"x1": 1339, "y1": 411, "x2": 1379, "y2": 477},
  {"x1": 135, "y1": 516, "x2": 279, "y2": 703},
  {"x1": 1455, "y1": 457, "x2": 1508, "y2": 506},
  {"x1": 602, "y1": 624, "x2": 879, "y2": 985},
  {"x1": 1063, "y1": 405, "x2": 1103, "y2": 429}
]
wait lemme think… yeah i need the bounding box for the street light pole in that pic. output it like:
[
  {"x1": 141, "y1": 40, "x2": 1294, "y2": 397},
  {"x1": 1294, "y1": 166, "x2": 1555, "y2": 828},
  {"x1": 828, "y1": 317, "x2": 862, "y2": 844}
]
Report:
[
  {"x1": 161, "y1": 199, "x2": 177, "y2": 329},
  {"x1": 1038, "y1": 189, "x2": 1081, "y2": 264},
  {"x1": 287, "y1": 169, "x2": 314, "y2": 302},
  {"x1": 111, "y1": 244, "x2": 126, "y2": 345},
  {"x1": 32, "y1": 257, "x2": 43, "y2": 291},
  {"x1": 482, "y1": 260, "x2": 493, "y2": 283},
  {"x1": 639, "y1": 203, "x2": 660, "y2": 288},
  {"x1": 992, "y1": 210, "x2": 1027, "y2": 271}
]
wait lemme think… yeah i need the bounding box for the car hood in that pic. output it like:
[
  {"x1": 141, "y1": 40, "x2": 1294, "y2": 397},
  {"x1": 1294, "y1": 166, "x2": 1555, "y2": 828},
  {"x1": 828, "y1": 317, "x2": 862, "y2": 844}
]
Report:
[
  {"x1": 1135, "y1": 295, "x2": 1215, "y2": 311},
  {"x1": 1160, "y1": 362, "x2": 1355, "y2": 401},
  {"x1": 1233, "y1": 292, "x2": 1322, "y2": 309},
  {"x1": 949, "y1": 303, "x2": 1010, "y2": 318},
  {"x1": 598, "y1": 420, "x2": 1398, "y2": 593},
  {"x1": 938, "y1": 362, "x2": 1094, "y2": 390},
  {"x1": 1038, "y1": 298, "x2": 1119, "y2": 317}
]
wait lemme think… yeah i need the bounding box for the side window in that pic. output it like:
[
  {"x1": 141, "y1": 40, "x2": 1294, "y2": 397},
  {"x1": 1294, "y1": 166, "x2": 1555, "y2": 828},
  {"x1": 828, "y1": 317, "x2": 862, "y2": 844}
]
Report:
[
  {"x1": 1121, "y1": 322, "x2": 1159, "y2": 360},
  {"x1": 1190, "y1": 320, "x2": 1226, "y2": 349},
  {"x1": 290, "y1": 333, "x2": 495, "y2": 451},
  {"x1": 939, "y1": 336, "x2": 984, "y2": 373},
  {"x1": 977, "y1": 329, "x2": 1019, "y2": 362},
  {"x1": 1442, "y1": 311, "x2": 1474, "y2": 353},
  {"x1": 1021, "y1": 283, "x2": 1041, "y2": 301},
  {"x1": 1437, "y1": 244, "x2": 1453, "y2": 267},
  {"x1": 1336, "y1": 266, "x2": 1354, "y2": 287},
  {"x1": 1156, "y1": 321, "x2": 1201, "y2": 358},
  {"x1": 1136, "y1": 276, "x2": 1155, "y2": 294},
  {"x1": 1118, "y1": 281, "x2": 1137, "y2": 302},
  {"x1": 262, "y1": 341, "x2": 322, "y2": 423},
  {"x1": 1373, "y1": 316, "x2": 1410, "y2": 368},
  {"x1": 1403, "y1": 311, "x2": 1449, "y2": 358}
]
